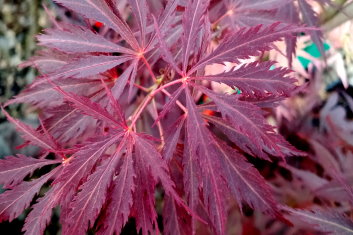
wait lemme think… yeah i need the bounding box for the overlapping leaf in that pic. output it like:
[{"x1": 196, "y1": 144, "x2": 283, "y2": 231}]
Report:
[
  {"x1": 182, "y1": 0, "x2": 210, "y2": 72},
  {"x1": 194, "y1": 61, "x2": 297, "y2": 97},
  {"x1": 132, "y1": 153, "x2": 158, "y2": 235},
  {"x1": 52, "y1": 84, "x2": 123, "y2": 127},
  {"x1": 197, "y1": 86, "x2": 286, "y2": 157},
  {"x1": 0, "y1": 167, "x2": 59, "y2": 223},
  {"x1": 42, "y1": 105, "x2": 98, "y2": 144},
  {"x1": 203, "y1": 114, "x2": 270, "y2": 160},
  {"x1": 0, "y1": 0, "x2": 323, "y2": 234},
  {"x1": 97, "y1": 150, "x2": 135, "y2": 235},
  {"x1": 0, "y1": 155, "x2": 59, "y2": 188},
  {"x1": 134, "y1": 134, "x2": 182, "y2": 201},
  {"x1": 298, "y1": 0, "x2": 325, "y2": 57},
  {"x1": 219, "y1": 0, "x2": 290, "y2": 28},
  {"x1": 276, "y1": 1, "x2": 300, "y2": 66},
  {"x1": 19, "y1": 50, "x2": 68, "y2": 74},
  {"x1": 63, "y1": 140, "x2": 127, "y2": 234},
  {"x1": 6, "y1": 78, "x2": 103, "y2": 107},
  {"x1": 38, "y1": 27, "x2": 135, "y2": 54},
  {"x1": 2, "y1": 108, "x2": 58, "y2": 151},
  {"x1": 190, "y1": 22, "x2": 309, "y2": 74},
  {"x1": 48, "y1": 55, "x2": 134, "y2": 80},
  {"x1": 162, "y1": 115, "x2": 186, "y2": 160},
  {"x1": 128, "y1": 0, "x2": 148, "y2": 47},
  {"x1": 53, "y1": 0, "x2": 139, "y2": 50},
  {"x1": 163, "y1": 196, "x2": 192, "y2": 235},
  {"x1": 285, "y1": 207, "x2": 353, "y2": 234},
  {"x1": 215, "y1": 140, "x2": 282, "y2": 217},
  {"x1": 23, "y1": 184, "x2": 62, "y2": 235},
  {"x1": 53, "y1": 135, "x2": 121, "y2": 204},
  {"x1": 184, "y1": 89, "x2": 227, "y2": 234}
]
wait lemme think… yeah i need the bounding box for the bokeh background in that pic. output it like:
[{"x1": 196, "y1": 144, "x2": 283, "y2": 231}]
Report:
[
  {"x1": 0, "y1": 1, "x2": 59, "y2": 234},
  {"x1": 0, "y1": 0, "x2": 52, "y2": 159}
]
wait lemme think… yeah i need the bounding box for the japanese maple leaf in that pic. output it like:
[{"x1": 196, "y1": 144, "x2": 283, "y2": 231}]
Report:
[
  {"x1": 212, "y1": 0, "x2": 291, "y2": 29},
  {"x1": 152, "y1": 2, "x2": 306, "y2": 233},
  {"x1": 0, "y1": 0, "x2": 323, "y2": 234}
]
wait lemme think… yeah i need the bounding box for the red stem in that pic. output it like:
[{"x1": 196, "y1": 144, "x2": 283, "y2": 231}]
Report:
[{"x1": 129, "y1": 78, "x2": 185, "y2": 127}]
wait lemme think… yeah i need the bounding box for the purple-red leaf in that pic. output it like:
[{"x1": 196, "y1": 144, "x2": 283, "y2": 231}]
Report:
[
  {"x1": 52, "y1": 84, "x2": 122, "y2": 127},
  {"x1": 64, "y1": 142, "x2": 126, "y2": 234},
  {"x1": 48, "y1": 55, "x2": 133, "y2": 80},
  {"x1": 162, "y1": 115, "x2": 186, "y2": 160},
  {"x1": 194, "y1": 61, "x2": 297, "y2": 97},
  {"x1": 100, "y1": 78, "x2": 126, "y2": 125},
  {"x1": 37, "y1": 27, "x2": 135, "y2": 54},
  {"x1": 0, "y1": 0, "x2": 331, "y2": 234},
  {"x1": 111, "y1": 60, "x2": 138, "y2": 100},
  {"x1": 184, "y1": 88, "x2": 227, "y2": 234},
  {"x1": 284, "y1": 207, "x2": 353, "y2": 234},
  {"x1": 203, "y1": 114, "x2": 270, "y2": 160},
  {"x1": 2, "y1": 108, "x2": 58, "y2": 150},
  {"x1": 277, "y1": 2, "x2": 300, "y2": 66},
  {"x1": 153, "y1": 16, "x2": 182, "y2": 75},
  {"x1": 183, "y1": 133, "x2": 200, "y2": 234},
  {"x1": 197, "y1": 87, "x2": 285, "y2": 157},
  {"x1": 0, "y1": 167, "x2": 59, "y2": 223},
  {"x1": 215, "y1": 140, "x2": 282, "y2": 217},
  {"x1": 6, "y1": 78, "x2": 103, "y2": 107},
  {"x1": 156, "y1": 85, "x2": 186, "y2": 123},
  {"x1": 23, "y1": 184, "x2": 61, "y2": 235},
  {"x1": 19, "y1": 50, "x2": 68, "y2": 74},
  {"x1": 134, "y1": 134, "x2": 180, "y2": 200},
  {"x1": 53, "y1": 0, "x2": 139, "y2": 50},
  {"x1": 128, "y1": 0, "x2": 148, "y2": 47},
  {"x1": 182, "y1": 0, "x2": 210, "y2": 72},
  {"x1": 233, "y1": 0, "x2": 290, "y2": 11},
  {"x1": 298, "y1": 0, "x2": 325, "y2": 58},
  {"x1": 190, "y1": 22, "x2": 308, "y2": 74},
  {"x1": 0, "y1": 155, "x2": 59, "y2": 188},
  {"x1": 220, "y1": 0, "x2": 289, "y2": 29},
  {"x1": 163, "y1": 195, "x2": 192, "y2": 235},
  {"x1": 42, "y1": 105, "x2": 98, "y2": 145},
  {"x1": 53, "y1": 135, "x2": 121, "y2": 204},
  {"x1": 132, "y1": 137, "x2": 159, "y2": 235},
  {"x1": 97, "y1": 148, "x2": 135, "y2": 235}
]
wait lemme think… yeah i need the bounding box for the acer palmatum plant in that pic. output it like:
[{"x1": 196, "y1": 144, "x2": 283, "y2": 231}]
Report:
[{"x1": 1, "y1": 0, "x2": 352, "y2": 234}]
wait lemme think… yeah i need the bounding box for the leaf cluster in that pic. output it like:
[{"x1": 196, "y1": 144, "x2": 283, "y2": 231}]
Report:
[{"x1": 1, "y1": 0, "x2": 351, "y2": 234}]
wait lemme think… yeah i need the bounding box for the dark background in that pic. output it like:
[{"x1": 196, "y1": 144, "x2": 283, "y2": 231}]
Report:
[{"x1": 0, "y1": 0, "x2": 53, "y2": 234}]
